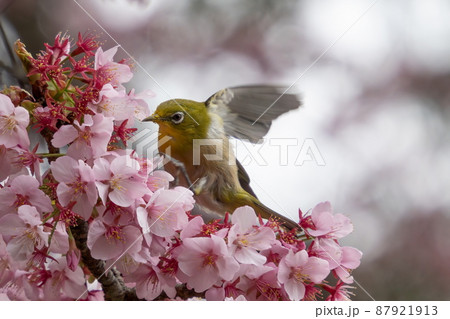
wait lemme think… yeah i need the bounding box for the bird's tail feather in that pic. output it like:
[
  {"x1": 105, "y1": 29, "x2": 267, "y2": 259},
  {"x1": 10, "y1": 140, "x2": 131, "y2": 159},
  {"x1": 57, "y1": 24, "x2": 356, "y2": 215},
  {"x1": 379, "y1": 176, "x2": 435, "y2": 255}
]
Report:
[{"x1": 252, "y1": 199, "x2": 300, "y2": 231}]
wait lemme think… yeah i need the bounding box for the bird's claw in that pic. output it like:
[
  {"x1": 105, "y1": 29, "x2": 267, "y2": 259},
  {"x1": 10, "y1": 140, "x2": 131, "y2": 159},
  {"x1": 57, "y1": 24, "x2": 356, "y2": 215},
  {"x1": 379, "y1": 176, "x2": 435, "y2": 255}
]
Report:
[{"x1": 192, "y1": 176, "x2": 207, "y2": 196}]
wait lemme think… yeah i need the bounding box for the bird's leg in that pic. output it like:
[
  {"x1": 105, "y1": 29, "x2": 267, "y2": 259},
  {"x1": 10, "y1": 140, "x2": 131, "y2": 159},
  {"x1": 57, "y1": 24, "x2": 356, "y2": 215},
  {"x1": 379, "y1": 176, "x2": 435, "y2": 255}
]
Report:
[
  {"x1": 192, "y1": 176, "x2": 207, "y2": 196},
  {"x1": 157, "y1": 152, "x2": 194, "y2": 187}
]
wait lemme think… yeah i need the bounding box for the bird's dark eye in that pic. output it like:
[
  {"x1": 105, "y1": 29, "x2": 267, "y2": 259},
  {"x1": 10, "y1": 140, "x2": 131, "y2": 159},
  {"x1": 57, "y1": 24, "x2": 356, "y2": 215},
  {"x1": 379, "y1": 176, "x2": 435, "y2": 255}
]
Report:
[{"x1": 171, "y1": 112, "x2": 184, "y2": 124}]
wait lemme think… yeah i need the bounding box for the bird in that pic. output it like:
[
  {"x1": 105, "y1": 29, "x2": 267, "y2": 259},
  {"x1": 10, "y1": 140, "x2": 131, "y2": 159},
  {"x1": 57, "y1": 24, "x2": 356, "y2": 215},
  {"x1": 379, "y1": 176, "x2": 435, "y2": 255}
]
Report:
[{"x1": 142, "y1": 85, "x2": 301, "y2": 230}]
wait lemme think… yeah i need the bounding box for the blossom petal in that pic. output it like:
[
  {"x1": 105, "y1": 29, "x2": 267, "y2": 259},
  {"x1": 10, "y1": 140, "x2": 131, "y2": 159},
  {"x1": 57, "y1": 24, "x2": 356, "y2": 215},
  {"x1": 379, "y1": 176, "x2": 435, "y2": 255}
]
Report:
[
  {"x1": 51, "y1": 156, "x2": 79, "y2": 183},
  {"x1": 284, "y1": 279, "x2": 305, "y2": 301},
  {"x1": 51, "y1": 125, "x2": 78, "y2": 148},
  {"x1": 231, "y1": 206, "x2": 258, "y2": 232}
]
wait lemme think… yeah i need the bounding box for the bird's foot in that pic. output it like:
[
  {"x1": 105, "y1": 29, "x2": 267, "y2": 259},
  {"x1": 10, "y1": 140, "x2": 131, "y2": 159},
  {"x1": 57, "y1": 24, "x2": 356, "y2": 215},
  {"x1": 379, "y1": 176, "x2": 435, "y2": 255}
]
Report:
[{"x1": 192, "y1": 176, "x2": 207, "y2": 196}]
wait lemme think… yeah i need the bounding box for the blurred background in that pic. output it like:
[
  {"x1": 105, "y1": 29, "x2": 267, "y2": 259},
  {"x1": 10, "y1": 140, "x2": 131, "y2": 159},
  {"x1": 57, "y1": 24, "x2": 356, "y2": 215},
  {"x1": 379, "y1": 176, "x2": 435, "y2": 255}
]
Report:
[{"x1": 1, "y1": 0, "x2": 450, "y2": 300}]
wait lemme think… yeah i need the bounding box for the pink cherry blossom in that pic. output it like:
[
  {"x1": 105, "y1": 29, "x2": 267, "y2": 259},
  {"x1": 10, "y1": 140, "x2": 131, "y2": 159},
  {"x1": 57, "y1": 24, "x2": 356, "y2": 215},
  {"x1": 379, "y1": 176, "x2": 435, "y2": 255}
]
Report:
[
  {"x1": 146, "y1": 170, "x2": 173, "y2": 192},
  {"x1": 309, "y1": 238, "x2": 362, "y2": 284},
  {"x1": 51, "y1": 114, "x2": 113, "y2": 160},
  {"x1": 333, "y1": 246, "x2": 362, "y2": 284},
  {"x1": 127, "y1": 88, "x2": 153, "y2": 121},
  {"x1": 301, "y1": 202, "x2": 353, "y2": 239},
  {"x1": 108, "y1": 246, "x2": 148, "y2": 276},
  {"x1": 228, "y1": 206, "x2": 276, "y2": 265},
  {"x1": 43, "y1": 257, "x2": 87, "y2": 300},
  {"x1": 205, "y1": 286, "x2": 226, "y2": 301},
  {"x1": 98, "y1": 201, "x2": 136, "y2": 226},
  {"x1": 89, "y1": 84, "x2": 151, "y2": 122},
  {"x1": 260, "y1": 241, "x2": 289, "y2": 265},
  {"x1": 205, "y1": 278, "x2": 243, "y2": 301},
  {"x1": 180, "y1": 215, "x2": 205, "y2": 240},
  {"x1": 0, "y1": 175, "x2": 52, "y2": 217},
  {"x1": 95, "y1": 46, "x2": 133, "y2": 87},
  {"x1": 137, "y1": 187, "x2": 194, "y2": 237},
  {"x1": 236, "y1": 264, "x2": 283, "y2": 301},
  {"x1": 89, "y1": 84, "x2": 135, "y2": 120},
  {"x1": 87, "y1": 218, "x2": 142, "y2": 260},
  {"x1": 50, "y1": 156, "x2": 97, "y2": 219},
  {"x1": 124, "y1": 259, "x2": 176, "y2": 300},
  {"x1": 0, "y1": 145, "x2": 26, "y2": 182},
  {"x1": 93, "y1": 155, "x2": 150, "y2": 207},
  {"x1": 0, "y1": 235, "x2": 14, "y2": 288},
  {"x1": 278, "y1": 250, "x2": 330, "y2": 301},
  {"x1": 309, "y1": 238, "x2": 343, "y2": 269},
  {"x1": 0, "y1": 205, "x2": 48, "y2": 262},
  {"x1": 0, "y1": 93, "x2": 30, "y2": 149},
  {"x1": 324, "y1": 281, "x2": 355, "y2": 301},
  {"x1": 47, "y1": 222, "x2": 70, "y2": 255},
  {"x1": 176, "y1": 235, "x2": 240, "y2": 292},
  {"x1": 4, "y1": 269, "x2": 41, "y2": 300},
  {"x1": 12, "y1": 145, "x2": 43, "y2": 183}
]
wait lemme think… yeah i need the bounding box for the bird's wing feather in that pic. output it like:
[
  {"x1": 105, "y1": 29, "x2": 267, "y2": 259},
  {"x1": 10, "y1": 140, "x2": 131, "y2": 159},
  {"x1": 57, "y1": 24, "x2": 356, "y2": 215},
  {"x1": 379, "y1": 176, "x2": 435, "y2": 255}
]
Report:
[{"x1": 205, "y1": 85, "x2": 302, "y2": 143}]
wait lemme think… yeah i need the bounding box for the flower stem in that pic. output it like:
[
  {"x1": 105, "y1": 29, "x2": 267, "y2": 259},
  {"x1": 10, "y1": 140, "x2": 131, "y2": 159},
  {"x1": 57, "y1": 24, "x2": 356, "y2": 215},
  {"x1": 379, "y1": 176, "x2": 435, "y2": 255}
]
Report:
[{"x1": 37, "y1": 153, "x2": 64, "y2": 158}]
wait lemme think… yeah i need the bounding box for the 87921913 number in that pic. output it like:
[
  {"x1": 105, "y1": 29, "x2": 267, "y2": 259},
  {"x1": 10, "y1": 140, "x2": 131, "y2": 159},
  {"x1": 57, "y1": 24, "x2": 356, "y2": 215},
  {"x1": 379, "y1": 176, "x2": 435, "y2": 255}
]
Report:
[{"x1": 375, "y1": 305, "x2": 438, "y2": 316}]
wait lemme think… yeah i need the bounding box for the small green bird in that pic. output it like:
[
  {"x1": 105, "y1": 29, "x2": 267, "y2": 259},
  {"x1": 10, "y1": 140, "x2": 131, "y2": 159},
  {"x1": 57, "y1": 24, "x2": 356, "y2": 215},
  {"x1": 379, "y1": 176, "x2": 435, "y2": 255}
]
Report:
[{"x1": 143, "y1": 86, "x2": 301, "y2": 230}]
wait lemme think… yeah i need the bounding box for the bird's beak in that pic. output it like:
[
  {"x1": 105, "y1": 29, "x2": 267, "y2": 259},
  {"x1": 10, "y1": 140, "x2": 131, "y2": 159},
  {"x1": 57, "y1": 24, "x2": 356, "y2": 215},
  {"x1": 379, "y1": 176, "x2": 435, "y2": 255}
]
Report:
[{"x1": 142, "y1": 114, "x2": 159, "y2": 122}]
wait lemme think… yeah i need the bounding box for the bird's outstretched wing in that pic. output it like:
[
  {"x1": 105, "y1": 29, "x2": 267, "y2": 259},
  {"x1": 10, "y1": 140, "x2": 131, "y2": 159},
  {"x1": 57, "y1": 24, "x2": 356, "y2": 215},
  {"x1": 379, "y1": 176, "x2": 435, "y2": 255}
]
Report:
[{"x1": 205, "y1": 85, "x2": 302, "y2": 143}]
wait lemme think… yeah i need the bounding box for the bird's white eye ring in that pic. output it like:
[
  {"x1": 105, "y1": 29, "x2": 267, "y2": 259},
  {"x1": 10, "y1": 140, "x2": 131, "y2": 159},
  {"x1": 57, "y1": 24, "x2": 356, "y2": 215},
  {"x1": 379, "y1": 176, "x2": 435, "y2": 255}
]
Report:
[{"x1": 171, "y1": 112, "x2": 184, "y2": 124}]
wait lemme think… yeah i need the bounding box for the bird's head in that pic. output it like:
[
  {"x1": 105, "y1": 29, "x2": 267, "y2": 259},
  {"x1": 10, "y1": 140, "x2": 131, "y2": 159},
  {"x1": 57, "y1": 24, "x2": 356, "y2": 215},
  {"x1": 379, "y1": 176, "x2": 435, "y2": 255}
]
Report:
[{"x1": 143, "y1": 99, "x2": 211, "y2": 156}]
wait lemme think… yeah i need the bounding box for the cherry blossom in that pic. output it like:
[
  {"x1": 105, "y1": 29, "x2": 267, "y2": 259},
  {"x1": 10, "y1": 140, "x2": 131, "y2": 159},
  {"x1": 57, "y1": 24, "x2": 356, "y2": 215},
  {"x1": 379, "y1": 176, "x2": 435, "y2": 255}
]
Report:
[
  {"x1": 136, "y1": 187, "x2": 194, "y2": 237},
  {"x1": 146, "y1": 169, "x2": 173, "y2": 192},
  {"x1": 0, "y1": 145, "x2": 26, "y2": 182},
  {"x1": 0, "y1": 235, "x2": 14, "y2": 288},
  {"x1": 324, "y1": 281, "x2": 355, "y2": 301},
  {"x1": 52, "y1": 114, "x2": 114, "y2": 160},
  {"x1": 13, "y1": 145, "x2": 43, "y2": 182},
  {"x1": 278, "y1": 250, "x2": 329, "y2": 301},
  {"x1": 124, "y1": 259, "x2": 176, "y2": 300},
  {"x1": 50, "y1": 156, "x2": 98, "y2": 219},
  {"x1": 0, "y1": 205, "x2": 48, "y2": 262},
  {"x1": 300, "y1": 201, "x2": 353, "y2": 239},
  {"x1": 236, "y1": 264, "x2": 283, "y2": 301},
  {"x1": 176, "y1": 235, "x2": 240, "y2": 292},
  {"x1": 333, "y1": 246, "x2": 362, "y2": 284},
  {"x1": 309, "y1": 238, "x2": 362, "y2": 284},
  {"x1": 89, "y1": 84, "x2": 151, "y2": 123},
  {"x1": 228, "y1": 206, "x2": 276, "y2": 265},
  {"x1": 94, "y1": 155, "x2": 149, "y2": 207},
  {"x1": 0, "y1": 175, "x2": 52, "y2": 217},
  {"x1": 94, "y1": 46, "x2": 133, "y2": 87},
  {"x1": 0, "y1": 93, "x2": 30, "y2": 149},
  {"x1": 43, "y1": 257, "x2": 87, "y2": 300},
  {"x1": 87, "y1": 218, "x2": 142, "y2": 260}
]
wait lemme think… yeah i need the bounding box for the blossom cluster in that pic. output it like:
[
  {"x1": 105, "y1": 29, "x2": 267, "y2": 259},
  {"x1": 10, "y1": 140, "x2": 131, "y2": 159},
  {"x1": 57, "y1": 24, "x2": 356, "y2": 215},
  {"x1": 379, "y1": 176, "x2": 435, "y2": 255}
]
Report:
[{"x1": 0, "y1": 33, "x2": 362, "y2": 301}]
